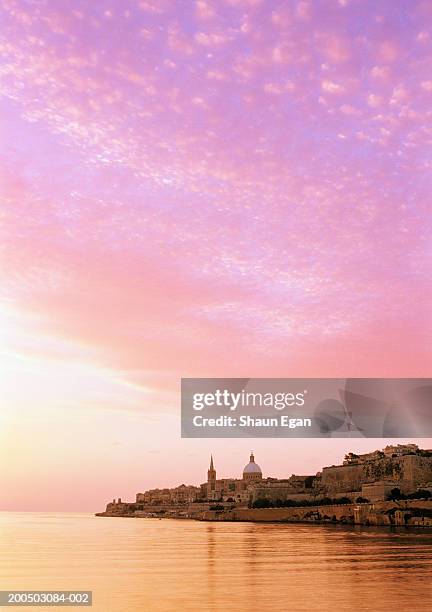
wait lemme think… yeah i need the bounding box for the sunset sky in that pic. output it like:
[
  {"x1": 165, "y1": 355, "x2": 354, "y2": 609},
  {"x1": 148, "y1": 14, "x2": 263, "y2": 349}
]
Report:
[{"x1": 1, "y1": 0, "x2": 431, "y2": 511}]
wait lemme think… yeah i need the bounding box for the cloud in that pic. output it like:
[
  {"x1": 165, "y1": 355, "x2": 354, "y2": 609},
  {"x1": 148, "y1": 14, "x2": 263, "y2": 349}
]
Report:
[
  {"x1": 340, "y1": 104, "x2": 360, "y2": 115},
  {"x1": 322, "y1": 80, "x2": 345, "y2": 94},
  {"x1": 367, "y1": 93, "x2": 383, "y2": 107},
  {"x1": 138, "y1": 1, "x2": 169, "y2": 14},
  {"x1": 194, "y1": 31, "x2": 229, "y2": 46},
  {"x1": 390, "y1": 85, "x2": 408, "y2": 105},
  {"x1": 195, "y1": 1, "x2": 216, "y2": 20},
  {"x1": 379, "y1": 41, "x2": 399, "y2": 63},
  {"x1": 264, "y1": 82, "x2": 283, "y2": 94},
  {"x1": 416, "y1": 31, "x2": 429, "y2": 43},
  {"x1": 1, "y1": 0, "x2": 430, "y2": 395},
  {"x1": 206, "y1": 69, "x2": 228, "y2": 81},
  {"x1": 370, "y1": 65, "x2": 389, "y2": 79},
  {"x1": 272, "y1": 44, "x2": 292, "y2": 64},
  {"x1": 271, "y1": 8, "x2": 292, "y2": 27},
  {"x1": 296, "y1": 1, "x2": 311, "y2": 20},
  {"x1": 322, "y1": 35, "x2": 351, "y2": 63},
  {"x1": 168, "y1": 24, "x2": 194, "y2": 54}
]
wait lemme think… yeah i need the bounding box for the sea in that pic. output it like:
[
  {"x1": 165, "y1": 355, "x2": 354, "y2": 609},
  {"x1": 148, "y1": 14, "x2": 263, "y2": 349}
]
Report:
[{"x1": 1, "y1": 512, "x2": 432, "y2": 611}]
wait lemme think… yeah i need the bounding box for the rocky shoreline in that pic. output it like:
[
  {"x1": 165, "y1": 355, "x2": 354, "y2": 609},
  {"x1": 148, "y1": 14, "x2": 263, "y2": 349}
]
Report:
[{"x1": 96, "y1": 499, "x2": 432, "y2": 527}]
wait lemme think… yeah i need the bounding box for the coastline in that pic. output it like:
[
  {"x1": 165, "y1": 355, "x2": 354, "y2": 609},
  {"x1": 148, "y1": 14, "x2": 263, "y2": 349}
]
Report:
[
  {"x1": 96, "y1": 446, "x2": 432, "y2": 529},
  {"x1": 96, "y1": 499, "x2": 432, "y2": 528}
]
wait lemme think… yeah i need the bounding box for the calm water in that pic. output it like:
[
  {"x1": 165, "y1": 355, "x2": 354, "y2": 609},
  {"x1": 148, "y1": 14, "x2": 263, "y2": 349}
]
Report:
[{"x1": 1, "y1": 513, "x2": 432, "y2": 612}]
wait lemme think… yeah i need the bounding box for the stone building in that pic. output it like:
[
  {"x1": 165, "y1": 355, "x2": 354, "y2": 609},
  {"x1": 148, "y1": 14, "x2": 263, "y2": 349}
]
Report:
[
  {"x1": 131, "y1": 445, "x2": 432, "y2": 511},
  {"x1": 383, "y1": 443, "x2": 419, "y2": 457},
  {"x1": 250, "y1": 474, "x2": 319, "y2": 505},
  {"x1": 251, "y1": 446, "x2": 432, "y2": 505},
  {"x1": 361, "y1": 480, "x2": 399, "y2": 502},
  {"x1": 321, "y1": 452, "x2": 432, "y2": 496},
  {"x1": 203, "y1": 452, "x2": 263, "y2": 502},
  {"x1": 136, "y1": 484, "x2": 201, "y2": 505}
]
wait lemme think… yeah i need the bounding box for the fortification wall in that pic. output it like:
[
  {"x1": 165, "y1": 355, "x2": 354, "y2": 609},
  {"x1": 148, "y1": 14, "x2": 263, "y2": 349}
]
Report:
[
  {"x1": 321, "y1": 455, "x2": 432, "y2": 493},
  {"x1": 409, "y1": 455, "x2": 432, "y2": 485},
  {"x1": 200, "y1": 500, "x2": 432, "y2": 526},
  {"x1": 251, "y1": 487, "x2": 362, "y2": 504},
  {"x1": 251, "y1": 489, "x2": 315, "y2": 504},
  {"x1": 202, "y1": 504, "x2": 356, "y2": 523}
]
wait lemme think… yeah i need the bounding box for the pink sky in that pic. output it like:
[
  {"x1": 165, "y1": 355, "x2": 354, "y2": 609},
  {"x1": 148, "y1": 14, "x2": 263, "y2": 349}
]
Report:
[{"x1": 0, "y1": 0, "x2": 431, "y2": 511}]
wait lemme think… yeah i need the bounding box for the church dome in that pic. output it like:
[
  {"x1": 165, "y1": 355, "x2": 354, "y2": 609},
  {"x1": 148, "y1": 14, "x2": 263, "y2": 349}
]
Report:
[{"x1": 243, "y1": 452, "x2": 262, "y2": 475}]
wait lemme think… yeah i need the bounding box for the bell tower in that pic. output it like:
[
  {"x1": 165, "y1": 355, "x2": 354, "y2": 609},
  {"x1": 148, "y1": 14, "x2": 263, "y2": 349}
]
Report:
[
  {"x1": 206, "y1": 455, "x2": 218, "y2": 500},
  {"x1": 207, "y1": 454, "x2": 216, "y2": 484}
]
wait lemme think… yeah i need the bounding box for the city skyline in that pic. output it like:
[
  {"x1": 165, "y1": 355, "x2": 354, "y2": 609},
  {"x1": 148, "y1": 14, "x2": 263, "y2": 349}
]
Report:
[
  {"x1": 100, "y1": 442, "x2": 432, "y2": 519},
  {"x1": 1, "y1": 0, "x2": 431, "y2": 511}
]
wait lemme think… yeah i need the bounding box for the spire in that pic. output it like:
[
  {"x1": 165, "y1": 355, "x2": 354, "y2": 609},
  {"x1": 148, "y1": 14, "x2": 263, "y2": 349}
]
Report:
[
  {"x1": 250, "y1": 451, "x2": 255, "y2": 463},
  {"x1": 208, "y1": 454, "x2": 216, "y2": 483}
]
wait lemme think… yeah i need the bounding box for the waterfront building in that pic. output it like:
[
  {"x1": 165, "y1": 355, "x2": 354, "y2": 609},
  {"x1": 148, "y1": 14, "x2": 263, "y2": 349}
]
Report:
[
  {"x1": 125, "y1": 445, "x2": 432, "y2": 515},
  {"x1": 383, "y1": 443, "x2": 419, "y2": 457},
  {"x1": 204, "y1": 452, "x2": 263, "y2": 502}
]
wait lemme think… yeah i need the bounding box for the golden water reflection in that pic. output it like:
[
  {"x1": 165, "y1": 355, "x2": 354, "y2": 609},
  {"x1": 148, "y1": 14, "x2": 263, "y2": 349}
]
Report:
[{"x1": 1, "y1": 513, "x2": 432, "y2": 611}]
